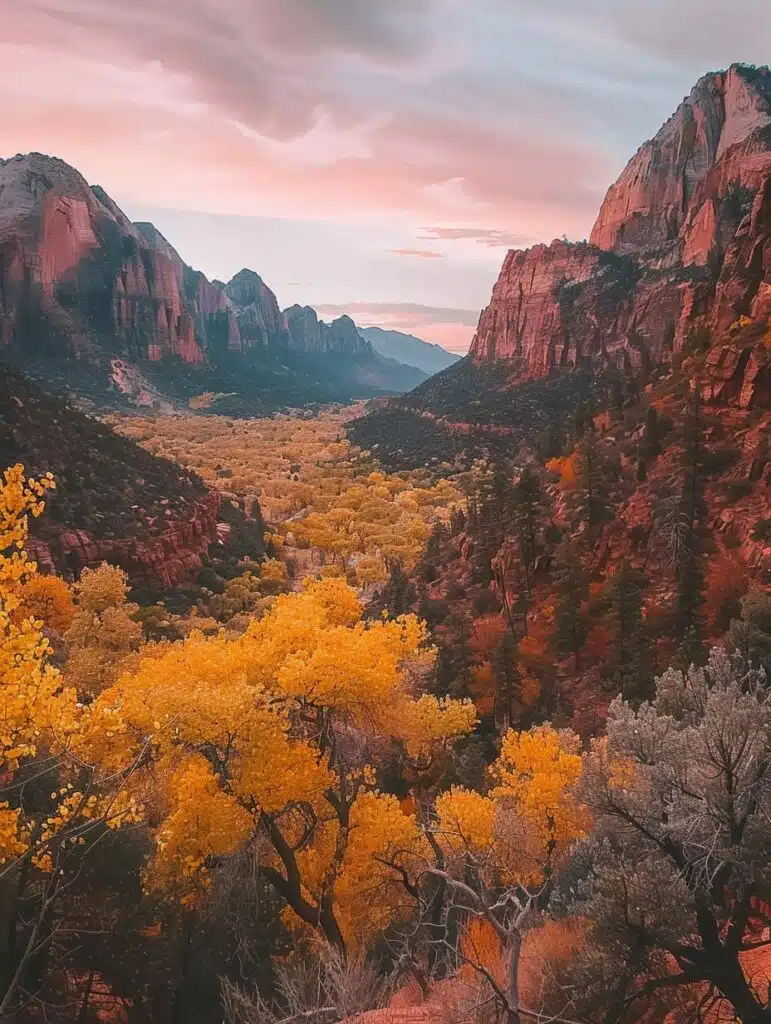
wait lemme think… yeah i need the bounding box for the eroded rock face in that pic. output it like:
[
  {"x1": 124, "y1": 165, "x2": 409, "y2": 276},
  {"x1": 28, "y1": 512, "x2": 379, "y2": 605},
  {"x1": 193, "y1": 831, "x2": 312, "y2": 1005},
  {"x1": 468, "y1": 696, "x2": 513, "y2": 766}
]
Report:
[
  {"x1": 223, "y1": 269, "x2": 291, "y2": 349},
  {"x1": 0, "y1": 155, "x2": 302, "y2": 366},
  {"x1": 284, "y1": 305, "x2": 372, "y2": 355},
  {"x1": 27, "y1": 492, "x2": 220, "y2": 589},
  {"x1": 0, "y1": 154, "x2": 246, "y2": 365},
  {"x1": 590, "y1": 66, "x2": 771, "y2": 258},
  {"x1": 0, "y1": 153, "x2": 410, "y2": 383},
  {"x1": 469, "y1": 65, "x2": 771, "y2": 409}
]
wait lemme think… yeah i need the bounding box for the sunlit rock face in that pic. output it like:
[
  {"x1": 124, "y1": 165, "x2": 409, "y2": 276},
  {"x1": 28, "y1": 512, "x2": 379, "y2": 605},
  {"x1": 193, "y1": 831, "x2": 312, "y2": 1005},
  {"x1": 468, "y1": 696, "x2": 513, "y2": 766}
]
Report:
[{"x1": 469, "y1": 66, "x2": 771, "y2": 408}]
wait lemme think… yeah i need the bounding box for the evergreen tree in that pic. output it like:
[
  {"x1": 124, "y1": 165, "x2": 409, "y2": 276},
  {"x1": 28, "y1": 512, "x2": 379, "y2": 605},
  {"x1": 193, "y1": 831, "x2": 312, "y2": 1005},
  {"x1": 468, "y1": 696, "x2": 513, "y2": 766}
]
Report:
[
  {"x1": 640, "y1": 406, "x2": 663, "y2": 459},
  {"x1": 723, "y1": 588, "x2": 771, "y2": 676},
  {"x1": 435, "y1": 612, "x2": 475, "y2": 698},
  {"x1": 553, "y1": 544, "x2": 589, "y2": 670},
  {"x1": 608, "y1": 561, "x2": 652, "y2": 703},
  {"x1": 491, "y1": 632, "x2": 522, "y2": 731},
  {"x1": 572, "y1": 428, "x2": 612, "y2": 543},
  {"x1": 512, "y1": 465, "x2": 545, "y2": 595},
  {"x1": 673, "y1": 390, "x2": 708, "y2": 666},
  {"x1": 370, "y1": 559, "x2": 416, "y2": 619},
  {"x1": 608, "y1": 368, "x2": 625, "y2": 420}
]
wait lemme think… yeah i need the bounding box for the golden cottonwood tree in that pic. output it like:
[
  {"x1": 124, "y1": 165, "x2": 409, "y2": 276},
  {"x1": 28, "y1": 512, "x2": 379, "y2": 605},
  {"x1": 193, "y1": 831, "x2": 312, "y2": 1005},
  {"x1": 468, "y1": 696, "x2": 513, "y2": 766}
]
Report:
[
  {"x1": 97, "y1": 577, "x2": 476, "y2": 951},
  {"x1": 412, "y1": 726, "x2": 589, "y2": 1024},
  {"x1": 64, "y1": 562, "x2": 142, "y2": 696},
  {"x1": 0, "y1": 466, "x2": 140, "y2": 1015},
  {"x1": 288, "y1": 472, "x2": 461, "y2": 582}
]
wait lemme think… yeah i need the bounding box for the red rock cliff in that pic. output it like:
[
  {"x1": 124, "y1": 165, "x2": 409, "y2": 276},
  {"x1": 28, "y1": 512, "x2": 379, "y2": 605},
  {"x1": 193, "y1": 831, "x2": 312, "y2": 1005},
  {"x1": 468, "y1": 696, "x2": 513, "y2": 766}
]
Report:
[
  {"x1": 469, "y1": 65, "x2": 771, "y2": 408},
  {"x1": 27, "y1": 491, "x2": 221, "y2": 589},
  {"x1": 0, "y1": 154, "x2": 296, "y2": 366}
]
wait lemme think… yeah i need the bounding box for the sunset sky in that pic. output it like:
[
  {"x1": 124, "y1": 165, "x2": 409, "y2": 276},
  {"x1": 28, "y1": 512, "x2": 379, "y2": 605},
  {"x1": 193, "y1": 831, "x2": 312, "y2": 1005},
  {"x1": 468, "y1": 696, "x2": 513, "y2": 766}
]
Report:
[{"x1": 1, "y1": 1, "x2": 770, "y2": 351}]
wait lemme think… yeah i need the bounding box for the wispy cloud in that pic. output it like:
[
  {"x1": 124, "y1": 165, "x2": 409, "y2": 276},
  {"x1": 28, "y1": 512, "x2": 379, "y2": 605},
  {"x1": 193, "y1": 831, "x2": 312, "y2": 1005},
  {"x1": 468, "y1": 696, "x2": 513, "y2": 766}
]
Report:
[
  {"x1": 419, "y1": 226, "x2": 532, "y2": 247},
  {"x1": 390, "y1": 248, "x2": 444, "y2": 259}
]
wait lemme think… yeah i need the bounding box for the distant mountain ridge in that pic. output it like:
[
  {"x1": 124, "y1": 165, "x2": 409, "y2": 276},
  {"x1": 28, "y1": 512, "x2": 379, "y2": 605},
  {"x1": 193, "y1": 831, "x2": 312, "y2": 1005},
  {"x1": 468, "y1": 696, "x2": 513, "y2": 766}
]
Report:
[
  {"x1": 358, "y1": 326, "x2": 460, "y2": 374},
  {"x1": 0, "y1": 152, "x2": 427, "y2": 410}
]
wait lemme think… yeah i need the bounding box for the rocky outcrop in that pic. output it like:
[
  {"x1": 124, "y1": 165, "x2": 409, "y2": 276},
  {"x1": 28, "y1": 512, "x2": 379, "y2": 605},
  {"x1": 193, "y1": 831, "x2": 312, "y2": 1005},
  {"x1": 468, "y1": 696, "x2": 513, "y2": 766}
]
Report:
[
  {"x1": 27, "y1": 491, "x2": 220, "y2": 589},
  {"x1": 0, "y1": 154, "x2": 251, "y2": 365},
  {"x1": 0, "y1": 363, "x2": 226, "y2": 589},
  {"x1": 284, "y1": 305, "x2": 372, "y2": 355},
  {"x1": 469, "y1": 65, "x2": 771, "y2": 410},
  {"x1": 590, "y1": 66, "x2": 771, "y2": 258},
  {"x1": 0, "y1": 152, "x2": 446, "y2": 405},
  {"x1": 223, "y1": 269, "x2": 291, "y2": 349}
]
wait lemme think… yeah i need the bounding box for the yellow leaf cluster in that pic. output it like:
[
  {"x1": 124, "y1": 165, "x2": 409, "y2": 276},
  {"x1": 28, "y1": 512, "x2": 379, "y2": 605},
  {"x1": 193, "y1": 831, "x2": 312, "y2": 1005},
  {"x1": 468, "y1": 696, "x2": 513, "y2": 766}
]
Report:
[
  {"x1": 111, "y1": 409, "x2": 462, "y2": 586},
  {"x1": 0, "y1": 466, "x2": 140, "y2": 871},
  {"x1": 491, "y1": 725, "x2": 589, "y2": 862},
  {"x1": 97, "y1": 575, "x2": 472, "y2": 942},
  {"x1": 65, "y1": 563, "x2": 142, "y2": 697},
  {"x1": 388, "y1": 695, "x2": 477, "y2": 760},
  {"x1": 435, "y1": 787, "x2": 497, "y2": 853},
  {"x1": 15, "y1": 573, "x2": 75, "y2": 634},
  {"x1": 434, "y1": 726, "x2": 589, "y2": 889}
]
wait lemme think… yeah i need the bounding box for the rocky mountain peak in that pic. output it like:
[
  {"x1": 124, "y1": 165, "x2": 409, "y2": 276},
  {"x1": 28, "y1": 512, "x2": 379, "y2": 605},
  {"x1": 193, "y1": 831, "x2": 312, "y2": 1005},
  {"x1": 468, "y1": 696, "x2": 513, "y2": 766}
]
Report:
[
  {"x1": 223, "y1": 268, "x2": 268, "y2": 306},
  {"x1": 590, "y1": 64, "x2": 771, "y2": 256},
  {"x1": 465, "y1": 66, "x2": 771, "y2": 410}
]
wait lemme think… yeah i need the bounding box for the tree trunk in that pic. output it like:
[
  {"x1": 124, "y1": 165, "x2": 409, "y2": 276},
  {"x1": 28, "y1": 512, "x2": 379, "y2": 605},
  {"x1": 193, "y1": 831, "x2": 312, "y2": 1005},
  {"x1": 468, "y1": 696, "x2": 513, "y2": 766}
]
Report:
[
  {"x1": 506, "y1": 929, "x2": 522, "y2": 1024},
  {"x1": 712, "y1": 958, "x2": 771, "y2": 1024}
]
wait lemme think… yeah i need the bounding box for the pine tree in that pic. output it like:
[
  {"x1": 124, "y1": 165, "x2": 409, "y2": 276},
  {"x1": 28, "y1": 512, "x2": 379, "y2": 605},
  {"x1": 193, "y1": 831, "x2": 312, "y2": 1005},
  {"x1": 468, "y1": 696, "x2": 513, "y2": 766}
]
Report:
[
  {"x1": 512, "y1": 466, "x2": 545, "y2": 596},
  {"x1": 640, "y1": 406, "x2": 663, "y2": 459},
  {"x1": 491, "y1": 631, "x2": 522, "y2": 731},
  {"x1": 371, "y1": 559, "x2": 416, "y2": 619},
  {"x1": 553, "y1": 545, "x2": 589, "y2": 670},
  {"x1": 572, "y1": 428, "x2": 612, "y2": 543},
  {"x1": 673, "y1": 390, "x2": 708, "y2": 666},
  {"x1": 608, "y1": 561, "x2": 652, "y2": 703}
]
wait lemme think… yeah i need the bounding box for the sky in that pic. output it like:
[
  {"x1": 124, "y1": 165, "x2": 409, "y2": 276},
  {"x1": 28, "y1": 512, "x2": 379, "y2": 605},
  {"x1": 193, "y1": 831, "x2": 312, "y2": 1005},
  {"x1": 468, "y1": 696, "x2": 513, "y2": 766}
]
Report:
[{"x1": 1, "y1": 2, "x2": 770, "y2": 352}]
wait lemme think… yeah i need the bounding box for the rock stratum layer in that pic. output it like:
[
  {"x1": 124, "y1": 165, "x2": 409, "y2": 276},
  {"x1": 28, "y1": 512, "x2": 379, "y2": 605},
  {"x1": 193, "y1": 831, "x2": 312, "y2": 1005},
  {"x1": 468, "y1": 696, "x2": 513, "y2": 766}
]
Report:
[{"x1": 469, "y1": 64, "x2": 771, "y2": 409}]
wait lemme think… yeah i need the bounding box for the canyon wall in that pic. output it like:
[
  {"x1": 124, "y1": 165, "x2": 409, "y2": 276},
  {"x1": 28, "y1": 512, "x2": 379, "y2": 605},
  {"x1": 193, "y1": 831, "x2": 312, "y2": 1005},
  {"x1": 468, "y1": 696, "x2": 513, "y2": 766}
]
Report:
[
  {"x1": 469, "y1": 65, "x2": 771, "y2": 409},
  {"x1": 0, "y1": 153, "x2": 375, "y2": 369}
]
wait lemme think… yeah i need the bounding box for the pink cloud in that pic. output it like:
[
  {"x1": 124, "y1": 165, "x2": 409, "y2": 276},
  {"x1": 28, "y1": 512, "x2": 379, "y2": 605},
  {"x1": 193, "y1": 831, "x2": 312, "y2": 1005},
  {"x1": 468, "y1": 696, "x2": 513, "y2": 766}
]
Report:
[
  {"x1": 419, "y1": 226, "x2": 532, "y2": 247},
  {"x1": 390, "y1": 248, "x2": 444, "y2": 258},
  {"x1": 0, "y1": 0, "x2": 609, "y2": 242}
]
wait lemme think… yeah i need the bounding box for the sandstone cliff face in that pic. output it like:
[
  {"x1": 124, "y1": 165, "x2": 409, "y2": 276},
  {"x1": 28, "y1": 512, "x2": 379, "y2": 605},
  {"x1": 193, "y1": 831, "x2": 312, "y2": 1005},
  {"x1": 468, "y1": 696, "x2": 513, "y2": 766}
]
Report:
[
  {"x1": 0, "y1": 154, "x2": 367, "y2": 372},
  {"x1": 469, "y1": 65, "x2": 771, "y2": 409},
  {"x1": 27, "y1": 491, "x2": 220, "y2": 589},
  {"x1": 284, "y1": 305, "x2": 372, "y2": 355},
  {"x1": 0, "y1": 154, "x2": 247, "y2": 365},
  {"x1": 590, "y1": 66, "x2": 771, "y2": 257},
  {"x1": 223, "y1": 269, "x2": 291, "y2": 349}
]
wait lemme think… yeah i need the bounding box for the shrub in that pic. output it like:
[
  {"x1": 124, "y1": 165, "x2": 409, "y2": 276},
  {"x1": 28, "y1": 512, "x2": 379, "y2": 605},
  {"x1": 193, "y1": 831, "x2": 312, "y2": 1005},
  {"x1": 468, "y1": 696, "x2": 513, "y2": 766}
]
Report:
[{"x1": 752, "y1": 518, "x2": 771, "y2": 542}]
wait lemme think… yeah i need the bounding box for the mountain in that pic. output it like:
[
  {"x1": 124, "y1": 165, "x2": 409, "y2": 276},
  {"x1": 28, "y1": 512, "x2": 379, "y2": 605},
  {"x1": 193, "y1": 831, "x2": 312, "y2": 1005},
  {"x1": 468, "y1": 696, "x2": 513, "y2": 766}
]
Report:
[
  {"x1": 359, "y1": 326, "x2": 460, "y2": 374},
  {"x1": 351, "y1": 64, "x2": 771, "y2": 467},
  {"x1": 0, "y1": 152, "x2": 425, "y2": 411},
  {"x1": 284, "y1": 305, "x2": 370, "y2": 355}
]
